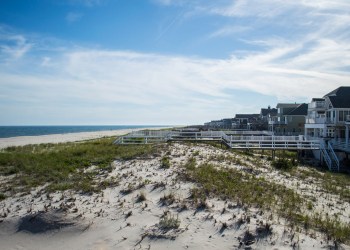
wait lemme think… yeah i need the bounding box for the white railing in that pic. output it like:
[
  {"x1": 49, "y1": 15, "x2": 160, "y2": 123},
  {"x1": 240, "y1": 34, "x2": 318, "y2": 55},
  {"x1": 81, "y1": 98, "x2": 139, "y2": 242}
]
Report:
[
  {"x1": 115, "y1": 130, "x2": 321, "y2": 150},
  {"x1": 309, "y1": 101, "x2": 326, "y2": 109},
  {"x1": 320, "y1": 141, "x2": 332, "y2": 171},
  {"x1": 305, "y1": 117, "x2": 326, "y2": 124},
  {"x1": 327, "y1": 142, "x2": 340, "y2": 171}
]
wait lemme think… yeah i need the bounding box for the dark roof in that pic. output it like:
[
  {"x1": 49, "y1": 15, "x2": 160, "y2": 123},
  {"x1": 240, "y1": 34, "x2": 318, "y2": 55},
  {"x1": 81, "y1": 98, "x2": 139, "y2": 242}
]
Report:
[
  {"x1": 312, "y1": 98, "x2": 325, "y2": 101},
  {"x1": 261, "y1": 108, "x2": 277, "y2": 116},
  {"x1": 324, "y1": 86, "x2": 350, "y2": 97},
  {"x1": 323, "y1": 86, "x2": 350, "y2": 108},
  {"x1": 276, "y1": 103, "x2": 300, "y2": 108},
  {"x1": 328, "y1": 96, "x2": 350, "y2": 108},
  {"x1": 286, "y1": 103, "x2": 308, "y2": 116},
  {"x1": 235, "y1": 114, "x2": 260, "y2": 119}
]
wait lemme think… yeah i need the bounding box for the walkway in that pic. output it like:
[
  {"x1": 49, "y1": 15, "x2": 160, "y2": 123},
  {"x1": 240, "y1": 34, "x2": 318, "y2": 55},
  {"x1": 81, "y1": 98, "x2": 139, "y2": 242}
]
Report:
[{"x1": 114, "y1": 130, "x2": 320, "y2": 150}]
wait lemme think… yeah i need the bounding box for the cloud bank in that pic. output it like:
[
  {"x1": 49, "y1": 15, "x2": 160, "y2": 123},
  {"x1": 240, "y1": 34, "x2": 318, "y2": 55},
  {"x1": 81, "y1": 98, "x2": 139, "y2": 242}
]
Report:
[{"x1": 0, "y1": 1, "x2": 350, "y2": 125}]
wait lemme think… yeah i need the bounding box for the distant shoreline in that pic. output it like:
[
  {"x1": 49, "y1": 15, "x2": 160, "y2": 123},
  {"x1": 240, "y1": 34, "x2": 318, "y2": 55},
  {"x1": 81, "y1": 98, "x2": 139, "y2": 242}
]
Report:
[
  {"x1": 0, "y1": 127, "x2": 171, "y2": 149},
  {"x1": 0, "y1": 125, "x2": 170, "y2": 138}
]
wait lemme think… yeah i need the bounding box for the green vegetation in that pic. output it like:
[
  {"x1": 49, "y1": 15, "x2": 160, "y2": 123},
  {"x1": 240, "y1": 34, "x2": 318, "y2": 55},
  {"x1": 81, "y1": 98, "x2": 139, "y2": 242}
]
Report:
[
  {"x1": 182, "y1": 159, "x2": 350, "y2": 243},
  {"x1": 159, "y1": 213, "x2": 180, "y2": 230},
  {"x1": 161, "y1": 156, "x2": 170, "y2": 169},
  {"x1": 0, "y1": 193, "x2": 6, "y2": 201},
  {"x1": 0, "y1": 137, "x2": 155, "y2": 194},
  {"x1": 183, "y1": 161, "x2": 302, "y2": 212},
  {"x1": 271, "y1": 158, "x2": 297, "y2": 170},
  {"x1": 291, "y1": 168, "x2": 350, "y2": 202}
]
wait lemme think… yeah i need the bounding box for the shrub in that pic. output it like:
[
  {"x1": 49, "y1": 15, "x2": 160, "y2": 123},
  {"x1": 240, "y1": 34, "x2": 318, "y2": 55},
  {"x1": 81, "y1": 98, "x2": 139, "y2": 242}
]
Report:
[
  {"x1": 272, "y1": 158, "x2": 294, "y2": 170},
  {"x1": 0, "y1": 193, "x2": 6, "y2": 201},
  {"x1": 184, "y1": 157, "x2": 196, "y2": 170},
  {"x1": 161, "y1": 156, "x2": 170, "y2": 169},
  {"x1": 159, "y1": 214, "x2": 180, "y2": 230}
]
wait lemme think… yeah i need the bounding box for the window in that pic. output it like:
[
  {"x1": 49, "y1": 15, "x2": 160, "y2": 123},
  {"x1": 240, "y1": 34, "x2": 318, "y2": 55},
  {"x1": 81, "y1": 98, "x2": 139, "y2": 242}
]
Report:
[
  {"x1": 340, "y1": 111, "x2": 344, "y2": 121},
  {"x1": 327, "y1": 128, "x2": 334, "y2": 137}
]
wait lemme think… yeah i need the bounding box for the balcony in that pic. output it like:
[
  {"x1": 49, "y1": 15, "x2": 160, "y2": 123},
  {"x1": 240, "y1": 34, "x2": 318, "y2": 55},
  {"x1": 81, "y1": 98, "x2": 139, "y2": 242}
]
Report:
[
  {"x1": 305, "y1": 117, "x2": 326, "y2": 124},
  {"x1": 309, "y1": 101, "x2": 326, "y2": 110}
]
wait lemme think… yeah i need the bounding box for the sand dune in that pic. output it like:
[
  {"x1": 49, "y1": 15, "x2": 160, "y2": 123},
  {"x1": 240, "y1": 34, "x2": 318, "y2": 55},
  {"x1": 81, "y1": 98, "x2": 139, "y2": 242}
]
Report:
[{"x1": 1, "y1": 142, "x2": 349, "y2": 249}]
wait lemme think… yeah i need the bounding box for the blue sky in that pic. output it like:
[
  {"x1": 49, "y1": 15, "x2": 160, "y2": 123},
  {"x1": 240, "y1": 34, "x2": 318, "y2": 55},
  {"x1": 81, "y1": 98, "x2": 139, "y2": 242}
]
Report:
[{"x1": 1, "y1": 0, "x2": 350, "y2": 125}]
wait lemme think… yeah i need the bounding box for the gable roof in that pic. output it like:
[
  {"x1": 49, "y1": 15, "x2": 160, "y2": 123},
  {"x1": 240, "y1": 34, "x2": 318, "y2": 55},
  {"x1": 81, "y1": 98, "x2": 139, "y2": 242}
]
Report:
[
  {"x1": 324, "y1": 86, "x2": 350, "y2": 97},
  {"x1": 261, "y1": 108, "x2": 277, "y2": 116},
  {"x1": 286, "y1": 103, "x2": 308, "y2": 116},
  {"x1": 324, "y1": 86, "x2": 350, "y2": 108},
  {"x1": 328, "y1": 96, "x2": 350, "y2": 108}
]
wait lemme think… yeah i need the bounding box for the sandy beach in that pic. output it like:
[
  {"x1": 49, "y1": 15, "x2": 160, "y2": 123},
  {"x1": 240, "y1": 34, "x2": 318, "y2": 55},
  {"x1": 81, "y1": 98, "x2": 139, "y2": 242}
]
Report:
[
  {"x1": 1, "y1": 141, "x2": 349, "y2": 249},
  {"x1": 0, "y1": 127, "x2": 170, "y2": 149}
]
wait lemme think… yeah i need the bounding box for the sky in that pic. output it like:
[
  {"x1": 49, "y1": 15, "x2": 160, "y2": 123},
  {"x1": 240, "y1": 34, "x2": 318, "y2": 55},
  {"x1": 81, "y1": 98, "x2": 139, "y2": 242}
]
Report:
[{"x1": 0, "y1": 0, "x2": 350, "y2": 125}]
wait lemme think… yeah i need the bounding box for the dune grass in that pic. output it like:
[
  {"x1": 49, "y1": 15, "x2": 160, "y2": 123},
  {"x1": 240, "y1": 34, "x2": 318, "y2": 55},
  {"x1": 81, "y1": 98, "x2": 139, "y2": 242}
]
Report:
[
  {"x1": 182, "y1": 159, "x2": 350, "y2": 243},
  {"x1": 0, "y1": 137, "x2": 155, "y2": 195}
]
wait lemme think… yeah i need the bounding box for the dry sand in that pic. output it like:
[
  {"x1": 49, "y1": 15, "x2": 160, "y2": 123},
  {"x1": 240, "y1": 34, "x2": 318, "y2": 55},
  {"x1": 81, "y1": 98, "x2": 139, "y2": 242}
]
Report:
[
  {"x1": 0, "y1": 127, "x2": 170, "y2": 149},
  {"x1": 0, "y1": 142, "x2": 350, "y2": 249}
]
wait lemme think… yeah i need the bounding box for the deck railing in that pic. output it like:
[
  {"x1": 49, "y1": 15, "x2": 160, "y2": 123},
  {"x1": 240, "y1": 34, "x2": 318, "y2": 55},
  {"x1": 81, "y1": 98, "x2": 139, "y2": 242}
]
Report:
[{"x1": 115, "y1": 130, "x2": 320, "y2": 150}]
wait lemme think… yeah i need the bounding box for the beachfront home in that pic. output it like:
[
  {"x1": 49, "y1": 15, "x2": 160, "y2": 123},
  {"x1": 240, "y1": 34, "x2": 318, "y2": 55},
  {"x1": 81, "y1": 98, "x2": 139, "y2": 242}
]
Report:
[
  {"x1": 305, "y1": 86, "x2": 350, "y2": 148},
  {"x1": 204, "y1": 118, "x2": 235, "y2": 130},
  {"x1": 258, "y1": 106, "x2": 278, "y2": 130},
  {"x1": 268, "y1": 103, "x2": 307, "y2": 135},
  {"x1": 260, "y1": 106, "x2": 277, "y2": 122},
  {"x1": 233, "y1": 114, "x2": 260, "y2": 130}
]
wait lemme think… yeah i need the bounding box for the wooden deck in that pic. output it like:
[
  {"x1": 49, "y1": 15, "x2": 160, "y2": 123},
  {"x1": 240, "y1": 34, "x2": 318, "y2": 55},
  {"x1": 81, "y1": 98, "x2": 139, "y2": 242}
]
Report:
[{"x1": 114, "y1": 130, "x2": 320, "y2": 150}]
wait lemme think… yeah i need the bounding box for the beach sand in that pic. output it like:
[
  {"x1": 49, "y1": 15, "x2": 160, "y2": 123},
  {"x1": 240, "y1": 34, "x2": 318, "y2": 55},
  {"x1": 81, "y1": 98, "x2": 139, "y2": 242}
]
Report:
[
  {"x1": 0, "y1": 141, "x2": 349, "y2": 249},
  {"x1": 0, "y1": 127, "x2": 170, "y2": 149}
]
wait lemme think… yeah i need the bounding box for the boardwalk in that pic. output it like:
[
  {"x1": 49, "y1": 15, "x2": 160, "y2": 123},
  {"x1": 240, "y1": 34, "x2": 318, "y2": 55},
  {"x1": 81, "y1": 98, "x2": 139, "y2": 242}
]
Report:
[{"x1": 114, "y1": 130, "x2": 320, "y2": 150}]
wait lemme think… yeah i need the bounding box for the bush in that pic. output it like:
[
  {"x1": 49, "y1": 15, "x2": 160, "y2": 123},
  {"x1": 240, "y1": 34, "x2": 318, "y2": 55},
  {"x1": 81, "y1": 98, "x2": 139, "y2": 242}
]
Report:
[
  {"x1": 159, "y1": 214, "x2": 180, "y2": 230},
  {"x1": 161, "y1": 156, "x2": 170, "y2": 169},
  {"x1": 272, "y1": 158, "x2": 294, "y2": 170},
  {"x1": 0, "y1": 193, "x2": 6, "y2": 201}
]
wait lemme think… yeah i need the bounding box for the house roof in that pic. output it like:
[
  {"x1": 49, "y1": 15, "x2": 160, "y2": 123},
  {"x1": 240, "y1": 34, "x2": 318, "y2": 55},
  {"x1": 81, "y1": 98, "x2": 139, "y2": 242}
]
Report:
[
  {"x1": 261, "y1": 108, "x2": 277, "y2": 116},
  {"x1": 311, "y1": 98, "x2": 325, "y2": 101},
  {"x1": 276, "y1": 103, "x2": 300, "y2": 108},
  {"x1": 328, "y1": 96, "x2": 350, "y2": 108},
  {"x1": 323, "y1": 86, "x2": 350, "y2": 108},
  {"x1": 286, "y1": 103, "x2": 308, "y2": 116},
  {"x1": 235, "y1": 114, "x2": 260, "y2": 119},
  {"x1": 324, "y1": 86, "x2": 350, "y2": 97}
]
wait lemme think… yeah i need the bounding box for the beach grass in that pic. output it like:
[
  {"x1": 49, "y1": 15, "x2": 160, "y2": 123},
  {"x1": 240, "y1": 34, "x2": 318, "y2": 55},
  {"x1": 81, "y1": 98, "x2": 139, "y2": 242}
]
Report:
[
  {"x1": 182, "y1": 159, "x2": 350, "y2": 243},
  {"x1": 0, "y1": 137, "x2": 155, "y2": 194}
]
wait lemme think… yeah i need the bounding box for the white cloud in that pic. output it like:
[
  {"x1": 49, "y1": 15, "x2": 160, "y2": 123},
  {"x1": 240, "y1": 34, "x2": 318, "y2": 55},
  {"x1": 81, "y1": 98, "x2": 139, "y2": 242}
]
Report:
[
  {"x1": 66, "y1": 12, "x2": 83, "y2": 23},
  {"x1": 209, "y1": 25, "x2": 251, "y2": 38},
  {"x1": 0, "y1": 34, "x2": 32, "y2": 60},
  {"x1": 1, "y1": 0, "x2": 350, "y2": 124},
  {"x1": 1, "y1": 39, "x2": 349, "y2": 124}
]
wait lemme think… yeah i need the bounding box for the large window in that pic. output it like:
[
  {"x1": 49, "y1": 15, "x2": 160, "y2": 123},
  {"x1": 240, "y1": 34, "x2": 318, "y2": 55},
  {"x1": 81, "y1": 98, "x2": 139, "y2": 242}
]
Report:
[{"x1": 339, "y1": 110, "x2": 350, "y2": 122}]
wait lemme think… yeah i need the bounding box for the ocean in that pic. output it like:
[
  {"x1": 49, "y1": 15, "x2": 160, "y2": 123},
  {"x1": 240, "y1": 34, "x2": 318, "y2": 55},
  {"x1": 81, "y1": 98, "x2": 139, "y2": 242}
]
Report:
[{"x1": 0, "y1": 126, "x2": 162, "y2": 138}]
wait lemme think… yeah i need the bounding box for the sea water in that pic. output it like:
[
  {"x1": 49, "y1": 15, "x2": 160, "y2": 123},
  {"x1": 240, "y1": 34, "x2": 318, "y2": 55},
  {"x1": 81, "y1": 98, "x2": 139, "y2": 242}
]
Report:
[{"x1": 0, "y1": 125, "x2": 162, "y2": 138}]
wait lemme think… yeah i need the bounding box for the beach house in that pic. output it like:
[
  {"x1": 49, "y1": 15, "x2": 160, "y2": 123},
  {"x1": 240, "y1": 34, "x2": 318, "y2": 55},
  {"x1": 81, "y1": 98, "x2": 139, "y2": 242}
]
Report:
[
  {"x1": 268, "y1": 103, "x2": 307, "y2": 135},
  {"x1": 305, "y1": 86, "x2": 350, "y2": 149}
]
